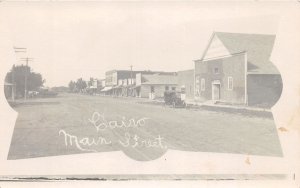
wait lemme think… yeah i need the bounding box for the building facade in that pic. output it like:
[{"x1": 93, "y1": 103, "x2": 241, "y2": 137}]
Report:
[
  {"x1": 103, "y1": 70, "x2": 136, "y2": 96},
  {"x1": 195, "y1": 52, "x2": 247, "y2": 104},
  {"x1": 177, "y1": 69, "x2": 194, "y2": 100},
  {"x1": 103, "y1": 70, "x2": 178, "y2": 98},
  {"x1": 135, "y1": 73, "x2": 178, "y2": 99},
  {"x1": 194, "y1": 32, "x2": 282, "y2": 107}
]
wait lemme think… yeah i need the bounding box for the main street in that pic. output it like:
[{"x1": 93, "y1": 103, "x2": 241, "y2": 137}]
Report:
[{"x1": 8, "y1": 93, "x2": 282, "y2": 161}]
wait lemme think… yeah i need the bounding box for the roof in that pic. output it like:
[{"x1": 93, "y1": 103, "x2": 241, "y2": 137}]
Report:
[
  {"x1": 106, "y1": 69, "x2": 177, "y2": 76},
  {"x1": 178, "y1": 69, "x2": 194, "y2": 75},
  {"x1": 199, "y1": 32, "x2": 279, "y2": 75},
  {"x1": 142, "y1": 74, "x2": 178, "y2": 85},
  {"x1": 113, "y1": 85, "x2": 123, "y2": 89}
]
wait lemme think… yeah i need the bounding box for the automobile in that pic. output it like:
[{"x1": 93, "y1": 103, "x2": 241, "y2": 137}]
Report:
[
  {"x1": 164, "y1": 90, "x2": 186, "y2": 108},
  {"x1": 28, "y1": 91, "x2": 39, "y2": 98}
]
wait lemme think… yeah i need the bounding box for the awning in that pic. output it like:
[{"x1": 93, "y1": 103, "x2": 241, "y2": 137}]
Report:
[
  {"x1": 101, "y1": 86, "x2": 112, "y2": 92},
  {"x1": 131, "y1": 85, "x2": 141, "y2": 89},
  {"x1": 125, "y1": 84, "x2": 136, "y2": 89},
  {"x1": 113, "y1": 85, "x2": 123, "y2": 89},
  {"x1": 4, "y1": 82, "x2": 14, "y2": 86}
]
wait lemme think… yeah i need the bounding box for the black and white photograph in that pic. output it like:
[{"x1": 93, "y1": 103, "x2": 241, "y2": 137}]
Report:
[{"x1": 0, "y1": 1, "x2": 299, "y2": 187}]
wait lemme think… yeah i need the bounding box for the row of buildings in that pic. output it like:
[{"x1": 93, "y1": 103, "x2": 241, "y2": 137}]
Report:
[
  {"x1": 92, "y1": 32, "x2": 282, "y2": 108},
  {"x1": 94, "y1": 70, "x2": 183, "y2": 99}
]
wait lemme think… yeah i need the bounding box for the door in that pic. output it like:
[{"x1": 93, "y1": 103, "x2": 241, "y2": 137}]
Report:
[{"x1": 212, "y1": 83, "x2": 220, "y2": 101}]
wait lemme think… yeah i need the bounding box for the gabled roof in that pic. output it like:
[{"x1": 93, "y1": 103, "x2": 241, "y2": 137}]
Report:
[
  {"x1": 142, "y1": 74, "x2": 178, "y2": 85},
  {"x1": 199, "y1": 32, "x2": 280, "y2": 75}
]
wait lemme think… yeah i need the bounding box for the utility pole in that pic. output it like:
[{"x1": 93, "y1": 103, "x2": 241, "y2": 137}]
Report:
[
  {"x1": 20, "y1": 57, "x2": 33, "y2": 100},
  {"x1": 130, "y1": 65, "x2": 133, "y2": 97},
  {"x1": 130, "y1": 65, "x2": 133, "y2": 85},
  {"x1": 13, "y1": 47, "x2": 27, "y2": 101}
]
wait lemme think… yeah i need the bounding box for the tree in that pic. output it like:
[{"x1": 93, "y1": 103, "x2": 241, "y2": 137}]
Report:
[
  {"x1": 5, "y1": 64, "x2": 45, "y2": 98},
  {"x1": 68, "y1": 81, "x2": 76, "y2": 92},
  {"x1": 75, "y1": 78, "x2": 87, "y2": 92},
  {"x1": 88, "y1": 77, "x2": 94, "y2": 87}
]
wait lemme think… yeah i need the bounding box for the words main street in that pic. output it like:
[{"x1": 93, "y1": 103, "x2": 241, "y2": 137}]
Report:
[{"x1": 59, "y1": 112, "x2": 167, "y2": 153}]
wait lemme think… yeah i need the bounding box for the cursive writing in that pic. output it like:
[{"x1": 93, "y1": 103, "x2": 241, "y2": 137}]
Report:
[
  {"x1": 119, "y1": 132, "x2": 167, "y2": 149},
  {"x1": 88, "y1": 112, "x2": 149, "y2": 132},
  {"x1": 59, "y1": 129, "x2": 112, "y2": 152}
]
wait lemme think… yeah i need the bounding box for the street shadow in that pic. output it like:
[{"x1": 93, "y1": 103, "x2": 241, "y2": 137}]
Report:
[{"x1": 8, "y1": 101, "x2": 61, "y2": 108}]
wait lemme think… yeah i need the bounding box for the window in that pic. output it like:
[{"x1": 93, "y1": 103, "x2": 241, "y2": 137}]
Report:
[
  {"x1": 214, "y1": 67, "x2": 219, "y2": 74},
  {"x1": 228, "y1": 77, "x2": 233, "y2": 90},
  {"x1": 195, "y1": 76, "x2": 201, "y2": 96},
  {"x1": 123, "y1": 79, "x2": 127, "y2": 85},
  {"x1": 151, "y1": 86, "x2": 155, "y2": 93},
  {"x1": 165, "y1": 86, "x2": 169, "y2": 91},
  {"x1": 181, "y1": 86, "x2": 185, "y2": 93},
  {"x1": 201, "y1": 78, "x2": 205, "y2": 91},
  {"x1": 172, "y1": 87, "x2": 176, "y2": 91}
]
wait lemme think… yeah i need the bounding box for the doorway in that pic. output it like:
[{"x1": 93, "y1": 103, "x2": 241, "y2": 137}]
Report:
[{"x1": 212, "y1": 81, "x2": 221, "y2": 101}]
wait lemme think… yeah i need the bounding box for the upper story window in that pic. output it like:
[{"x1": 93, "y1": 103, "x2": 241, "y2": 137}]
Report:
[
  {"x1": 172, "y1": 87, "x2": 176, "y2": 91},
  {"x1": 151, "y1": 86, "x2": 155, "y2": 93},
  {"x1": 165, "y1": 86, "x2": 169, "y2": 91},
  {"x1": 228, "y1": 77, "x2": 233, "y2": 90},
  {"x1": 214, "y1": 67, "x2": 219, "y2": 74}
]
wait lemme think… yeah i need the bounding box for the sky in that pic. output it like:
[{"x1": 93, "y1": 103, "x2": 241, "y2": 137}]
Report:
[{"x1": 0, "y1": 2, "x2": 283, "y2": 87}]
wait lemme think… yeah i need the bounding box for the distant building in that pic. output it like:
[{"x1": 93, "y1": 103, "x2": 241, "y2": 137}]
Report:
[
  {"x1": 135, "y1": 73, "x2": 178, "y2": 99},
  {"x1": 4, "y1": 82, "x2": 14, "y2": 100},
  {"x1": 97, "y1": 79, "x2": 105, "y2": 89},
  {"x1": 100, "y1": 79, "x2": 106, "y2": 87},
  {"x1": 103, "y1": 70, "x2": 177, "y2": 97},
  {"x1": 194, "y1": 32, "x2": 282, "y2": 107},
  {"x1": 102, "y1": 70, "x2": 136, "y2": 96}
]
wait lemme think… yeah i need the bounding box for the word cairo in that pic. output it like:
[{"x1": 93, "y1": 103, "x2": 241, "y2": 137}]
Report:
[{"x1": 88, "y1": 112, "x2": 149, "y2": 131}]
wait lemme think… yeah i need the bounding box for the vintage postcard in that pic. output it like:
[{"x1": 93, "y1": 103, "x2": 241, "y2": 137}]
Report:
[{"x1": 0, "y1": 1, "x2": 299, "y2": 187}]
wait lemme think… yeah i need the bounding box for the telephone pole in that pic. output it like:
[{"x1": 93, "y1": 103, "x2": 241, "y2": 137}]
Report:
[
  {"x1": 20, "y1": 57, "x2": 34, "y2": 100},
  {"x1": 130, "y1": 65, "x2": 133, "y2": 85},
  {"x1": 13, "y1": 47, "x2": 27, "y2": 101},
  {"x1": 130, "y1": 65, "x2": 133, "y2": 97}
]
